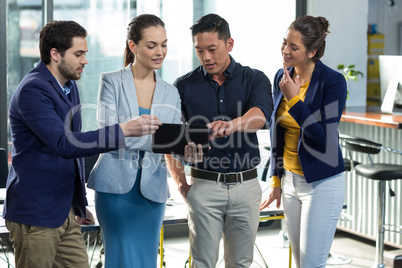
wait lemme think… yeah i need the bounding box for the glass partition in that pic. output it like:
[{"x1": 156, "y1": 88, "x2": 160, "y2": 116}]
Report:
[
  {"x1": 5, "y1": 1, "x2": 43, "y2": 156},
  {"x1": 4, "y1": 0, "x2": 297, "y2": 160},
  {"x1": 53, "y1": 0, "x2": 139, "y2": 131}
]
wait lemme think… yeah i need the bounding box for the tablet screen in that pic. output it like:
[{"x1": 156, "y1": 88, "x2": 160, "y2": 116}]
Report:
[{"x1": 152, "y1": 123, "x2": 209, "y2": 155}]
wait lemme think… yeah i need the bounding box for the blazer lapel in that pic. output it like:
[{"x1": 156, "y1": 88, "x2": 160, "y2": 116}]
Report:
[
  {"x1": 38, "y1": 60, "x2": 75, "y2": 109},
  {"x1": 69, "y1": 83, "x2": 82, "y2": 132},
  {"x1": 54, "y1": 82, "x2": 74, "y2": 107},
  {"x1": 37, "y1": 60, "x2": 80, "y2": 132},
  {"x1": 303, "y1": 60, "x2": 324, "y2": 106},
  {"x1": 151, "y1": 72, "x2": 166, "y2": 119},
  {"x1": 274, "y1": 90, "x2": 283, "y2": 113},
  {"x1": 121, "y1": 64, "x2": 139, "y2": 118},
  {"x1": 121, "y1": 65, "x2": 165, "y2": 120},
  {"x1": 273, "y1": 68, "x2": 295, "y2": 112}
]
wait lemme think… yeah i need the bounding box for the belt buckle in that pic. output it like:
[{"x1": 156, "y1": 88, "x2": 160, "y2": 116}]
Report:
[{"x1": 222, "y1": 172, "x2": 239, "y2": 185}]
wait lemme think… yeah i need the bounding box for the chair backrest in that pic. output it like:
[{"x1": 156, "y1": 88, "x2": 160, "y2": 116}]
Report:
[{"x1": 0, "y1": 148, "x2": 8, "y2": 188}]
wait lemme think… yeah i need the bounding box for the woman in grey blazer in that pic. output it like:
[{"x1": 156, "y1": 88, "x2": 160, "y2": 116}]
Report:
[{"x1": 87, "y1": 14, "x2": 185, "y2": 268}]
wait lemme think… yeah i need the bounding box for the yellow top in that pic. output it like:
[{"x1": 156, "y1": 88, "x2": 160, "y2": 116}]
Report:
[{"x1": 271, "y1": 81, "x2": 310, "y2": 188}]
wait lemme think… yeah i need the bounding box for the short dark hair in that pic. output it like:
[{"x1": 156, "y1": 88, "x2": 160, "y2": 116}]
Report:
[
  {"x1": 289, "y1": 15, "x2": 330, "y2": 62},
  {"x1": 190, "y1": 13, "x2": 230, "y2": 42},
  {"x1": 39, "y1": 20, "x2": 87, "y2": 64},
  {"x1": 124, "y1": 14, "x2": 165, "y2": 67}
]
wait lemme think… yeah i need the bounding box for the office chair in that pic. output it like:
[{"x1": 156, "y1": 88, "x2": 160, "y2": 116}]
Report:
[
  {"x1": 339, "y1": 134, "x2": 360, "y2": 172},
  {"x1": 343, "y1": 135, "x2": 402, "y2": 268}
]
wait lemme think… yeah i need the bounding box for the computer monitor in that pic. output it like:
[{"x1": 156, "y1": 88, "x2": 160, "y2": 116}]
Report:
[{"x1": 379, "y1": 55, "x2": 402, "y2": 114}]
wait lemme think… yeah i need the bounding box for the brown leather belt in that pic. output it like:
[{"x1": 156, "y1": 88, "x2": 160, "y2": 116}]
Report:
[{"x1": 190, "y1": 167, "x2": 257, "y2": 184}]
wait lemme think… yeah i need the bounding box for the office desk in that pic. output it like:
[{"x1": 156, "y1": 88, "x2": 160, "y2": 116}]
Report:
[{"x1": 341, "y1": 106, "x2": 402, "y2": 129}]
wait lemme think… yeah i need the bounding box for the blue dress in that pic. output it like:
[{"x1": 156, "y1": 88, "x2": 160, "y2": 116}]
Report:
[{"x1": 95, "y1": 107, "x2": 166, "y2": 268}]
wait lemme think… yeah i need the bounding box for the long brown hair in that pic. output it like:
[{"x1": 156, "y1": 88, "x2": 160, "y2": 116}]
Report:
[
  {"x1": 124, "y1": 14, "x2": 165, "y2": 67},
  {"x1": 289, "y1": 15, "x2": 330, "y2": 62}
]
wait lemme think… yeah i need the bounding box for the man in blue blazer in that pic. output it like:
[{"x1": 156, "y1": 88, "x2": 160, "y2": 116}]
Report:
[{"x1": 4, "y1": 20, "x2": 161, "y2": 268}]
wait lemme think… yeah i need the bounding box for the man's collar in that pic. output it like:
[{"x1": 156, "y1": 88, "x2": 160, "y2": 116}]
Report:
[
  {"x1": 202, "y1": 55, "x2": 236, "y2": 78},
  {"x1": 64, "y1": 80, "x2": 73, "y2": 90},
  {"x1": 55, "y1": 78, "x2": 73, "y2": 94},
  {"x1": 224, "y1": 55, "x2": 236, "y2": 76}
]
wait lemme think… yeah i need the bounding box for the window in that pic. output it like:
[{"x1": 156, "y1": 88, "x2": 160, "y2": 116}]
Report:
[{"x1": 2, "y1": 0, "x2": 297, "y2": 165}]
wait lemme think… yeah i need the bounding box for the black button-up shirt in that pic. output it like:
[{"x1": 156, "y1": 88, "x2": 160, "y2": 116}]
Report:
[{"x1": 174, "y1": 56, "x2": 273, "y2": 173}]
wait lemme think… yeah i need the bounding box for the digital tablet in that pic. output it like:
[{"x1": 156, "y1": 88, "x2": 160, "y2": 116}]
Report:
[{"x1": 152, "y1": 123, "x2": 209, "y2": 155}]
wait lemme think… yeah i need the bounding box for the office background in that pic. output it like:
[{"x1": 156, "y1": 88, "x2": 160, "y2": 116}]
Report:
[
  {"x1": 0, "y1": 0, "x2": 306, "y2": 152},
  {"x1": 2, "y1": 0, "x2": 402, "y2": 153},
  {"x1": 1, "y1": 0, "x2": 402, "y2": 255}
]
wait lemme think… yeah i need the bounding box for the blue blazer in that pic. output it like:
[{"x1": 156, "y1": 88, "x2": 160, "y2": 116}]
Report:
[
  {"x1": 269, "y1": 60, "x2": 347, "y2": 183},
  {"x1": 87, "y1": 65, "x2": 182, "y2": 203},
  {"x1": 4, "y1": 60, "x2": 125, "y2": 228}
]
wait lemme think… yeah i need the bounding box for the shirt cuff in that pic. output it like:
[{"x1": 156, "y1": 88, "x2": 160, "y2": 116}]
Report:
[
  {"x1": 270, "y1": 175, "x2": 281, "y2": 188},
  {"x1": 286, "y1": 95, "x2": 300, "y2": 109}
]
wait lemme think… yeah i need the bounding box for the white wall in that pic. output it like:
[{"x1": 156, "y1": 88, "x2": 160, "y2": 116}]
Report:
[
  {"x1": 162, "y1": 0, "x2": 194, "y2": 83},
  {"x1": 212, "y1": 0, "x2": 295, "y2": 83},
  {"x1": 308, "y1": 0, "x2": 369, "y2": 107},
  {"x1": 160, "y1": 0, "x2": 296, "y2": 85},
  {"x1": 368, "y1": 0, "x2": 402, "y2": 55}
]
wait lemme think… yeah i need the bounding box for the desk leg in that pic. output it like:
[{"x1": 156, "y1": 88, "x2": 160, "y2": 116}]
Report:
[
  {"x1": 258, "y1": 215, "x2": 293, "y2": 268},
  {"x1": 85, "y1": 231, "x2": 99, "y2": 267},
  {"x1": 160, "y1": 226, "x2": 164, "y2": 268},
  {"x1": 187, "y1": 235, "x2": 192, "y2": 267},
  {"x1": 288, "y1": 244, "x2": 292, "y2": 268},
  {"x1": 0, "y1": 238, "x2": 13, "y2": 267}
]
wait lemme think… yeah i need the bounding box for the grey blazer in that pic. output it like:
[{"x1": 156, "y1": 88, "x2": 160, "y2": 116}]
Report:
[{"x1": 87, "y1": 64, "x2": 182, "y2": 203}]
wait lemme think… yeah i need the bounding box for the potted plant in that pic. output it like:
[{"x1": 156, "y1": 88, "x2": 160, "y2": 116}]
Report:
[{"x1": 337, "y1": 64, "x2": 364, "y2": 99}]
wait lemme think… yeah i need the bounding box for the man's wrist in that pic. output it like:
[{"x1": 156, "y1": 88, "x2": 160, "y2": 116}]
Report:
[
  {"x1": 119, "y1": 122, "x2": 127, "y2": 137},
  {"x1": 231, "y1": 118, "x2": 240, "y2": 133}
]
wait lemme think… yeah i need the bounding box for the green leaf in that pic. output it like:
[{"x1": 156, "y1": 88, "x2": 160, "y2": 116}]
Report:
[{"x1": 337, "y1": 63, "x2": 363, "y2": 82}]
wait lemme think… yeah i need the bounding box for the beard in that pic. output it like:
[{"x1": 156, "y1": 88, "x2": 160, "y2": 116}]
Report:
[{"x1": 58, "y1": 57, "x2": 81, "y2": 81}]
